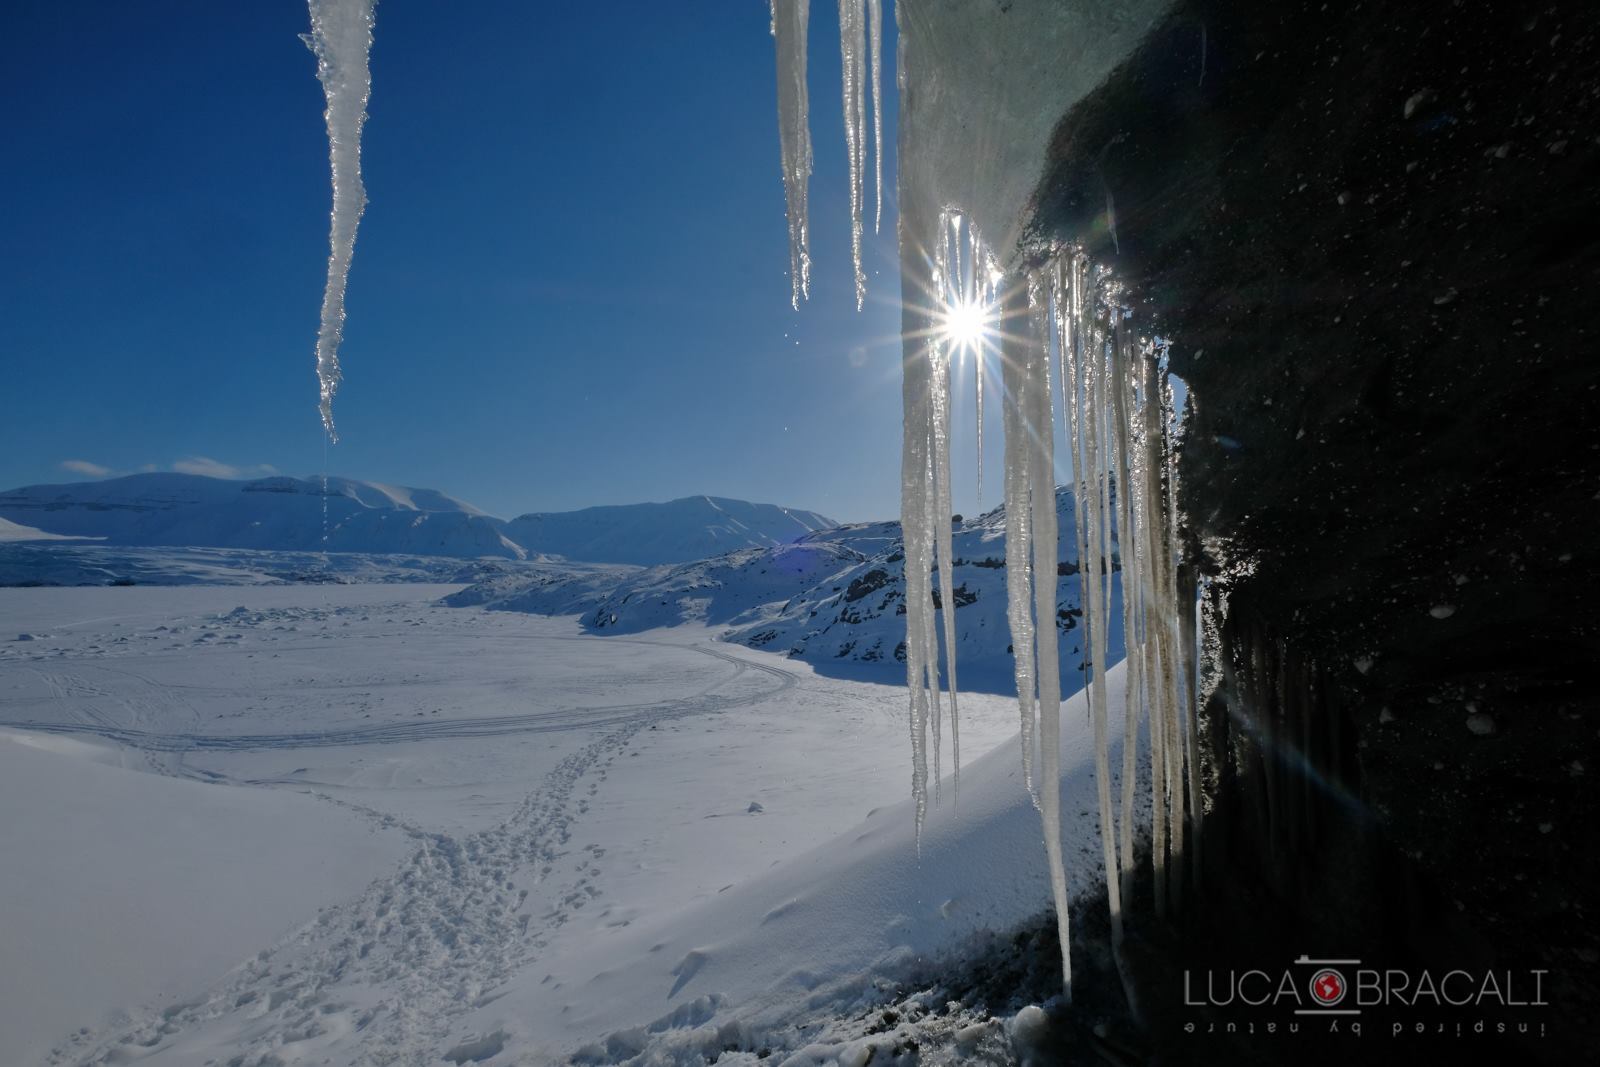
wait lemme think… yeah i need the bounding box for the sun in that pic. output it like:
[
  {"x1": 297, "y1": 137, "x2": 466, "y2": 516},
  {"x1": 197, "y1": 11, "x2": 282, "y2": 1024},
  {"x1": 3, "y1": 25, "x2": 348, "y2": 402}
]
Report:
[{"x1": 940, "y1": 296, "x2": 990, "y2": 351}]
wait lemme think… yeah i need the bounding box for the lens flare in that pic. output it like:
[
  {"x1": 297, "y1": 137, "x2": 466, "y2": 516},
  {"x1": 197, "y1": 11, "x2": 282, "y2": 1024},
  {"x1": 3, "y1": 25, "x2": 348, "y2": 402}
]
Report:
[{"x1": 940, "y1": 297, "x2": 990, "y2": 351}]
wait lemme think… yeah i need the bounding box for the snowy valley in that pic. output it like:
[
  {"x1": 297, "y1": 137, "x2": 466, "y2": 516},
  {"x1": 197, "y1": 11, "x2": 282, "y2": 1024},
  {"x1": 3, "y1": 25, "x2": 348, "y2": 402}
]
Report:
[{"x1": 0, "y1": 485, "x2": 1121, "y2": 1066}]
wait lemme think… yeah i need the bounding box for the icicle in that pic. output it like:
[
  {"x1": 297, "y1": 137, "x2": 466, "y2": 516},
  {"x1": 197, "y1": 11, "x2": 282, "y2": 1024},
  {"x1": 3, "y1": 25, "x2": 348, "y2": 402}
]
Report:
[
  {"x1": 1157, "y1": 357, "x2": 1188, "y2": 906},
  {"x1": 1090, "y1": 310, "x2": 1124, "y2": 946},
  {"x1": 896, "y1": 191, "x2": 953, "y2": 842},
  {"x1": 303, "y1": 0, "x2": 376, "y2": 442},
  {"x1": 958, "y1": 219, "x2": 985, "y2": 510},
  {"x1": 974, "y1": 348, "x2": 985, "y2": 510},
  {"x1": 838, "y1": 0, "x2": 867, "y2": 309},
  {"x1": 931, "y1": 337, "x2": 961, "y2": 787},
  {"x1": 902, "y1": 368, "x2": 932, "y2": 835},
  {"x1": 1134, "y1": 339, "x2": 1170, "y2": 916},
  {"x1": 1109, "y1": 312, "x2": 1143, "y2": 900},
  {"x1": 927, "y1": 438, "x2": 942, "y2": 799},
  {"x1": 867, "y1": 0, "x2": 883, "y2": 235},
  {"x1": 1058, "y1": 252, "x2": 1122, "y2": 945},
  {"x1": 770, "y1": 0, "x2": 812, "y2": 309},
  {"x1": 1056, "y1": 259, "x2": 1094, "y2": 738},
  {"x1": 1025, "y1": 273, "x2": 1073, "y2": 999},
  {"x1": 1000, "y1": 277, "x2": 1038, "y2": 802}
]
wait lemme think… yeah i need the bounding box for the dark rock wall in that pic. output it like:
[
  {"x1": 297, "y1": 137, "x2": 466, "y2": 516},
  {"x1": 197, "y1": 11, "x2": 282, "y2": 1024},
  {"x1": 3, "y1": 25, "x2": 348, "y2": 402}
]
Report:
[{"x1": 1025, "y1": 0, "x2": 1598, "y2": 1058}]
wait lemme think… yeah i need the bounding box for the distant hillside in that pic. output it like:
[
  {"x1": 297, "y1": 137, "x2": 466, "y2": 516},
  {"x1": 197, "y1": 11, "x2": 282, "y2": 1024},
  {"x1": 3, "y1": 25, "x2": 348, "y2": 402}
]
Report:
[
  {"x1": 502, "y1": 495, "x2": 836, "y2": 566},
  {"x1": 0, "y1": 474, "x2": 523, "y2": 559},
  {"x1": 456, "y1": 488, "x2": 1124, "y2": 691},
  {"x1": 0, "y1": 475, "x2": 838, "y2": 566}
]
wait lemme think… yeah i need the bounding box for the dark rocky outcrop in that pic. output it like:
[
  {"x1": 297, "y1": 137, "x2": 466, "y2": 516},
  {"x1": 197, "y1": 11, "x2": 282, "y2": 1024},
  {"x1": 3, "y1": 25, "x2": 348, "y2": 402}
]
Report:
[{"x1": 1026, "y1": 1, "x2": 1598, "y2": 1060}]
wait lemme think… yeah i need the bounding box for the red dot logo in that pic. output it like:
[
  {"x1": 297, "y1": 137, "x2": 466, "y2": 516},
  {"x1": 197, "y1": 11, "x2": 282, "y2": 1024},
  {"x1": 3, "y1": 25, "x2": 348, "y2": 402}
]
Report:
[{"x1": 1310, "y1": 968, "x2": 1347, "y2": 1006}]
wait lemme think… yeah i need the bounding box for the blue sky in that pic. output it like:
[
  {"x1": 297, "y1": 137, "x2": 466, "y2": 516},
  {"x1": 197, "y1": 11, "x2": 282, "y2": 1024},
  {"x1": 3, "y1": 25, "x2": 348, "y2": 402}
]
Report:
[{"x1": 0, "y1": 2, "x2": 959, "y2": 523}]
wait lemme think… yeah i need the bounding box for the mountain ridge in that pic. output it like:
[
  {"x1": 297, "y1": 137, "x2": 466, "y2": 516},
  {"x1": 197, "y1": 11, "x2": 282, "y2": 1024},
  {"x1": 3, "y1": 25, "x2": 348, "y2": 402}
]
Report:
[
  {"x1": 452, "y1": 487, "x2": 1125, "y2": 691},
  {"x1": 0, "y1": 474, "x2": 836, "y2": 566}
]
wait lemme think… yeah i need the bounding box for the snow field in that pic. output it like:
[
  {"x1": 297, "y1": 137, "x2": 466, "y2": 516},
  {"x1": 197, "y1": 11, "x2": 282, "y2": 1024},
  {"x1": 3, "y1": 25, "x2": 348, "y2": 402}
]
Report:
[{"x1": 0, "y1": 582, "x2": 1036, "y2": 1064}]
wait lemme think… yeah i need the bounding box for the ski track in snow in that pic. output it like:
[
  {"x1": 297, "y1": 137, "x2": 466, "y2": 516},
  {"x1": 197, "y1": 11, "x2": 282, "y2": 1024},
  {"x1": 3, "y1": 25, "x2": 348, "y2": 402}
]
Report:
[{"x1": 44, "y1": 641, "x2": 796, "y2": 1067}]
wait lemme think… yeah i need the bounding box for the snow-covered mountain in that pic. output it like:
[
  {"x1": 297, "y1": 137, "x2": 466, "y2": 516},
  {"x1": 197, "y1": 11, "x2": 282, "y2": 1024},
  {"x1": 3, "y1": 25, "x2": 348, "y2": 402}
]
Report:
[
  {"x1": 0, "y1": 474, "x2": 525, "y2": 559},
  {"x1": 501, "y1": 495, "x2": 836, "y2": 566},
  {"x1": 0, "y1": 476, "x2": 837, "y2": 566},
  {"x1": 458, "y1": 488, "x2": 1124, "y2": 691}
]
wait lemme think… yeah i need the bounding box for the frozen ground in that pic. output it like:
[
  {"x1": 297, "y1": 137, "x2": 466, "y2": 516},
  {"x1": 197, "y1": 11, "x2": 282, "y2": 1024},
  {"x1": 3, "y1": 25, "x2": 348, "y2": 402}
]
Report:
[{"x1": 0, "y1": 580, "x2": 1107, "y2": 1065}]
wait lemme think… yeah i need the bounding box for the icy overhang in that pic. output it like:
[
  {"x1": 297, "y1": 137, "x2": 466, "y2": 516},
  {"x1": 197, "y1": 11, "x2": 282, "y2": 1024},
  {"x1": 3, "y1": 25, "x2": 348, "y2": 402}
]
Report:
[{"x1": 897, "y1": 0, "x2": 1170, "y2": 267}]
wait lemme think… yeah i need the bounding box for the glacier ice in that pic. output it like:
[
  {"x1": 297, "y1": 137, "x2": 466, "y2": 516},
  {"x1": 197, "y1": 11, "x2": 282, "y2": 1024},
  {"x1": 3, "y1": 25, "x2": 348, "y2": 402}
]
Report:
[{"x1": 303, "y1": 0, "x2": 376, "y2": 441}]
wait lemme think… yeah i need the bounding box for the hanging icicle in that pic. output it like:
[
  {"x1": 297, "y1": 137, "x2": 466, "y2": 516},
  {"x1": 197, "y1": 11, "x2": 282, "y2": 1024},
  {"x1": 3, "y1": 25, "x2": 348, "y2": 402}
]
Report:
[
  {"x1": 1024, "y1": 273, "x2": 1073, "y2": 999},
  {"x1": 1054, "y1": 253, "x2": 1125, "y2": 946},
  {"x1": 838, "y1": 0, "x2": 868, "y2": 309},
  {"x1": 304, "y1": 0, "x2": 377, "y2": 441},
  {"x1": 867, "y1": 0, "x2": 884, "y2": 235},
  {"x1": 770, "y1": 0, "x2": 813, "y2": 309}
]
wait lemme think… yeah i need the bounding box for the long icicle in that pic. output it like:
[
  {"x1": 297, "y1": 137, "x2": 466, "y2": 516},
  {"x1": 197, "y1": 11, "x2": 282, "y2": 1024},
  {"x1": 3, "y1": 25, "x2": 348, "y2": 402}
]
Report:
[
  {"x1": 1026, "y1": 273, "x2": 1073, "y2": 1000},
  {"x1": 837, "y1": 0, "x2": 867, "y2": 309},
  {"x1": 1062, "y1": 253, "x2": 1123, "y2": 946},
  {"x1": 1001, "y1": 276, "x2": 1039, "y2": 803},
  {"x1": 975, "y1": 340, "x2": 985, "y2": 512},
  {"x1": 902, "y1": 336, "x2": 932, "y2": 837},
  {"x1": 931, "y1": 336, "x2": 961, "y2": 787},
  {"x1": 304, "y1": 0, "x2": 377, "y2": 441},
  {"x1": 896, "y1": 29, "x2": 936, "y2": 838},
  {"x1": 867, "y1": 0, "x2": 883, "y2": 235},
  {"x1": 1137, "y1": 340, "x2": 1170, "y2": 917},
  {"x1": 1110, "y1": 311, "x2": 1144, "y2": 903},
  {"x1": 770, "y1": 0, "x2": 812, "y2": 309},
  {"x1": 926, "y1": 438, "x2": 944, "y2": 800},
  {"x1": 971, "y1": 223, "x2": 987, "y2": 510},
  {"x1": 1158, "y1": 358, "x2": 1189, "y2": 908}
]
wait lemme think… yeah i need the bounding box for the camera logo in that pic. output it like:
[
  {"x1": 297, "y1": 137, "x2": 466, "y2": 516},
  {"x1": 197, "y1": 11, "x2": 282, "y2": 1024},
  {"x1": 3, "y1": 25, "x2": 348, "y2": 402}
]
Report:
[
  {"x1": 1295, "y1": 956, "x2": 1360, "y2": 1015},
  {"x1": 1310, "y1": 968, "x2": 1347, "y2": 1007}
]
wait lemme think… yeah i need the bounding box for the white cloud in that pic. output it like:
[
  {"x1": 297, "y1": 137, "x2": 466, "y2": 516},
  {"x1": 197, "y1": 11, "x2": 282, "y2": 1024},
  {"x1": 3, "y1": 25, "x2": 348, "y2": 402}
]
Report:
[
  {"x1": 172, "y1": 457, "x2": 279, "y2": 480},
  {"x1": 60, "y1": 459, "x2": 111, "y2": 477}
]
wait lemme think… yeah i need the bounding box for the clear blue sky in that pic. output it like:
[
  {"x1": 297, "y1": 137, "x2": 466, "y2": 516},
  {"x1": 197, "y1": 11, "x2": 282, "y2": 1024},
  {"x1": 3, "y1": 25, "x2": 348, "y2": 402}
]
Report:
[{"x1": 0, "y1": 2, "x2": 965, "y2": 524}]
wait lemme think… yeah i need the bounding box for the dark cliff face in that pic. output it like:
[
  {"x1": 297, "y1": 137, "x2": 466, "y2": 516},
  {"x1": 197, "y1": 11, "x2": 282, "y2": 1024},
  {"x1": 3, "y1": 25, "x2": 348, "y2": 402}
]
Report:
[{"x1": 1026, "y1": 0, "x2": 1598, "y2": 1059}]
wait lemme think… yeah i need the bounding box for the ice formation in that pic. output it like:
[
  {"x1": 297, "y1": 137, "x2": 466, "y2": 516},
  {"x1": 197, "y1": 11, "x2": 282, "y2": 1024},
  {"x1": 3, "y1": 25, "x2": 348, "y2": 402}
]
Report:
[
  {"x1": 769, "y1": 0, "x2": 812, "y2": 309},
  {"x1": 773, "y1": 1, "x2": 887, "y2": 309},
  {"x1": 868, "y1": 0, "x2": 884, "y2": 235},
  {"x1": 303, "y1": 0, "x2": 376, "y2": 441},
  {"x1": 768, "y1": 0, "x2": 1201, "y2": 996},
  {"x1": 838, "y1": 0, "x2": 867, "y2": 308}
]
